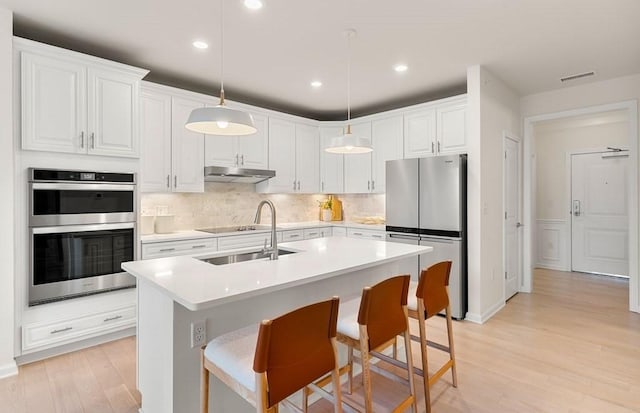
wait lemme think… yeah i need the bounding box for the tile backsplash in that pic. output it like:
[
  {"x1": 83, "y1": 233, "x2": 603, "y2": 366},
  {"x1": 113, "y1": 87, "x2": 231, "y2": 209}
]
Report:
[{"x1": 141, "y1": 183, "x2": 385, "y2": 231}]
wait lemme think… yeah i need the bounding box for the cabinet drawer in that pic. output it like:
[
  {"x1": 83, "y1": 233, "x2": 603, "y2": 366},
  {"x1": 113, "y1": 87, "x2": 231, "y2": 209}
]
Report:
[
  {"x1": 22, "y1": 305, "x2": 136, "y2": 352},
  {"x1": 332, "y1": 227, "x2": 347, "y2": 237},
  {"x1": 142, "y1": 238, "x2": 218, "y2": 259},
  {"x1": 218, "y1": 232, "x2": 283, "y2": 251},
  {"x1": 282, "y1": 229, "x2": 304, "y2": 242},
  {"x1": 304, "y1": 227, "x2": 332, "y2": 239},
  {"x1": 347, "y1": 228, "x2": 385, "y2": 240}
]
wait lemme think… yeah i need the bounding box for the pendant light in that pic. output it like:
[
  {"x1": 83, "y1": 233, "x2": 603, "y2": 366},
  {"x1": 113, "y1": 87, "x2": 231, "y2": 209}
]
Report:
[
  {"x1": 185, "y1": 0, "x2": 256, "y2": 136},
  {"x1": 325, "y1": 29, "x2": 372, "y2": 154}
]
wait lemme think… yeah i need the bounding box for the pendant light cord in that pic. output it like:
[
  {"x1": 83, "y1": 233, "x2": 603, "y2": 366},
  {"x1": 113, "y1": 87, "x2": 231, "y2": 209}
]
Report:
[
  {"x1": 346, "y1": 31, "x2": 351, "y2": 123},
  {"x1": 219, "y1": 0, "x2": 225, "y2": 104}
]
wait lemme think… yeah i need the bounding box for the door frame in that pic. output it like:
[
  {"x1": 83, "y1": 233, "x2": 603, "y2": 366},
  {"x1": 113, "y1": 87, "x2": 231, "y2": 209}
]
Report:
[
  {"x1": 566, "y1": 148, "x2": 631, "y2": 275},
  {"x1": 503, "y1": 132, "x2": 523, "y2": 300},
  {"x1": 523, "y1": 100, "x2": 639, "y2": 313}
]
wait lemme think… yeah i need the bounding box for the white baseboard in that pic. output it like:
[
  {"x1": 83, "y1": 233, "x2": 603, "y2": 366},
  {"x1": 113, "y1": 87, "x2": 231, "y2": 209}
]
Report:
[
  {"x1": 535, "y1": 263, "x2": 568, "y2": 271},
  {"x1": 0, "y1": 360, "x2": 18, "y2": 379},
  {"x1": 465, "y1": 300, "x2": 505, "y2": 324}
]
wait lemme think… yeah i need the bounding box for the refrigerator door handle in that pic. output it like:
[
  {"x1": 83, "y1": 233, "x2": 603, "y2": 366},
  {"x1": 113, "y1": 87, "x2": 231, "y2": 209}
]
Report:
[{"x1": 388, "y1": 233, "x2": 420, "y2": 241}]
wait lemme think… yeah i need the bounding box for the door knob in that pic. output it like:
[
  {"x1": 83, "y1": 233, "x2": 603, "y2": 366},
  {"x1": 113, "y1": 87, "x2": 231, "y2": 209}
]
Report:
[{"x1": 516, "y1": 222, "x2": 522, "y2": 228}]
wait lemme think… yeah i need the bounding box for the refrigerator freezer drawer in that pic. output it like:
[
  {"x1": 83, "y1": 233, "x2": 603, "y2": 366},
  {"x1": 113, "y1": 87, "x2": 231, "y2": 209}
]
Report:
[{"x1": 419, "y1": 237, "x2": 466, "y2": 319}]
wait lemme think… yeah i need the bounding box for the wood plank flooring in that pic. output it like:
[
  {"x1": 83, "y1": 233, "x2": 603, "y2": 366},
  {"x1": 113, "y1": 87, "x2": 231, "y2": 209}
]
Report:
[{"x1": 1, "y1": 268, "x2": 639, "y2": 412}]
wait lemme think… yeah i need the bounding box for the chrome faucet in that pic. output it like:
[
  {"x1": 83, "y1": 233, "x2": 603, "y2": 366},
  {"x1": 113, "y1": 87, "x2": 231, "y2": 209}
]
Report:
[{"x1": 254, "y1": 200, "x2": 278, "y2": 260}]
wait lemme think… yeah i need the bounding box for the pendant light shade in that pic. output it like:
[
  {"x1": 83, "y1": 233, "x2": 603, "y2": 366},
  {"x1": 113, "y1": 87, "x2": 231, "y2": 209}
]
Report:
[
  {"x1": 325, "y1": 29, "x2": 372, "y2": 155},
  {"x1": 185, "y1": 0, "x2": 256, "y2": 136}
]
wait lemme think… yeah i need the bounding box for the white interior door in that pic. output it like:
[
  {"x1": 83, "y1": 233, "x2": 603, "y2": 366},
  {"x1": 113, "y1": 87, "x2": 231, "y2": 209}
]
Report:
[
  {"x1": 504, "y1": 136, "x2": 522, "y2": 300},
  {"x1": 571, "y1": 151, "x2": 629, "y2": 276}
]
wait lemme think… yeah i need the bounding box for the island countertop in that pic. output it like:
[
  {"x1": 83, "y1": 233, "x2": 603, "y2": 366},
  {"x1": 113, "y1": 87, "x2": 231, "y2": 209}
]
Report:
[{"x1": 122, "y1": 237, "x2": 431, "y2": 311}]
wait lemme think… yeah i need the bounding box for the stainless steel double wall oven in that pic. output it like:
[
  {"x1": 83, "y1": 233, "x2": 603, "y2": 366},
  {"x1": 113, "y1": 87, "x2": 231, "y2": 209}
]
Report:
[{"x1": 28, "y1": 168, "x2": 137, "y2": 305}]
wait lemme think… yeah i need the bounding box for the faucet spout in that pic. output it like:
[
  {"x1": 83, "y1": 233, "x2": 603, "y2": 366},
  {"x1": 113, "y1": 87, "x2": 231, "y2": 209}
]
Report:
[{"x1": 254, "y1": 200, "x2": 278, "y2": 260}]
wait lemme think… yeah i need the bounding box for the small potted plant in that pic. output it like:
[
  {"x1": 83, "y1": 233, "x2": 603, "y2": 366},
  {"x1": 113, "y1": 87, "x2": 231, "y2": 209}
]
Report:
[{"x1": 318, "y1": 198, "x2": 333, "y2": 221}]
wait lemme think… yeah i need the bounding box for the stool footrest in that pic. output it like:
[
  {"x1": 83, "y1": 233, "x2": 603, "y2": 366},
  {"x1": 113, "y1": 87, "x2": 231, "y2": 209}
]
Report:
[
  {"x1": 409, "y1": 334, "x2": 451, "y2": 353},
  {"x1": 428, "y1": 359, "x2": 455, "y2": 387}
]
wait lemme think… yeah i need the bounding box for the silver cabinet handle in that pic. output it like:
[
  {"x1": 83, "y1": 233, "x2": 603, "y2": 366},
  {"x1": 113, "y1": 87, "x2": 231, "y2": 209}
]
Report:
[
  {"x1": 431, "y1": 141, "x2": 434, "y2": 153},
  {"x1": 437, "y1": 141, "x2": 441, "y2": 152},
  {"x1": 51, "y1": 326, "x2": 73, "y2": 335},
  {"x1": 240, "y1": 154, "x2": 244, "y2": 165},
  {"x1": 174, "y1": 175, "x2": 177, "y2": 188},
  {"x1": 90, "y1": 132, "x2": 95, "y2": 149},
  {"x1": 289, "y1": 234, "x2": 300, "y2": 238},
  {"x1": 367, "y1": 181, "x2": 370, "y2": 191},
  {"x1": 321, "y1": 181, "x2": 324, "y2": 192},
  {"x1": 80, "y1": 131, "x2": 85, "y2": 148},
  {"x1": 191, "y1": 244, "x2": 207, "y2": 249},
  {"x1": 293, "y1": 180, "x2": 297, "y2": 191},
  {"x1": 371, "y1": 180, "x2": 375, "y2": 191},
  {"x1": 104, "y1": 315, "x2": 123, "y2": 323},
  {"x1": 297, "y1": 181, "x2": 300, "y2": 190},
  {"x1": 352, "y1": 232, "x2": 363, "y2": 236},
  {"x1": 308, "y1": 232, "x2": 318, "y2": 236},
  {"x1": 372, "y1": 234, "x2": 383, "y2": 239},
  {"x1": 235, "y1": 153, "x2": 239, "y2": 166},
  {"x1": 166, "y1": 175, "x2": 170, "y2": 188},
  {"x1": 159, "y1": 248, "x2": 176, "y2": 252}
]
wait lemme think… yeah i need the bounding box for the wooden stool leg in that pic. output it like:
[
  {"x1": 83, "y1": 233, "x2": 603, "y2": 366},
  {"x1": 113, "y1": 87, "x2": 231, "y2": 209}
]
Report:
[
  {"x1": 445, "y1": 306, "x2": 458, "y2": 387},
  {"x1": 403, "y1": 328, "x2": 418, "y2": 413},
  {"x1": 359, "y1": 325, "x2": 373, "y2": 413},
  {"x1": 201, "y1": 348, "x2": 209, "y2": 413},
  {"x1": 417, "y1": 304, "x2": 431, "y2": 413},
  {"x1": 347, "y1": 345, "x2": 354, "y2": 394},
  {"x1": 392, "y1": 336, "x2": 398, "y2": 359}
]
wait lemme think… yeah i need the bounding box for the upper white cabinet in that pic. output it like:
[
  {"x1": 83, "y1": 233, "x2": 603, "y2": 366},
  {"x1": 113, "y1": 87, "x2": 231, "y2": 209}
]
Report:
[
  {"x1": 258, "y1": 118, "x2": 319, "y2": 193},
  {"x1": 404, "y1": 96, "x2": 467, "y2": 158},
  {"x1": 344, "y1": 117, "x2": 403, "y2": 193},
  {"x1": 139, "y1": 83, "x2": 206, "y2": 193},
  {"x1": 17, "y1": 38, "x2": 148, "y2": 158},
  {"x1": 204, "y1": 112, "x2": 268, "y2": 169},
  {"x1": 319, "y1": 127, "x2": 344, "y2": 193}
]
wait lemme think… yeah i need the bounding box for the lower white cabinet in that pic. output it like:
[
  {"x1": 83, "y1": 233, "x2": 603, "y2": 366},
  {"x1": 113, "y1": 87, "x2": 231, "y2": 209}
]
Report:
[
  {"x1": 303, "y1": 227, "x2": 333, "y2": 239},
  {"x1": 282, "y1": 229, "x2": 304, "y2": 242},
  {"x1": 332, "y1": 227, "x2": 348, "y2": 237},
  {"x1": 22, "y1": 305, "x2": 136, "y2": 352},
  {"x1": 141, "y1": 237, "x2": 218, "y2": 259},
  {"x1": 347, "y1": 228, "x2": 385, "y2": 240}
]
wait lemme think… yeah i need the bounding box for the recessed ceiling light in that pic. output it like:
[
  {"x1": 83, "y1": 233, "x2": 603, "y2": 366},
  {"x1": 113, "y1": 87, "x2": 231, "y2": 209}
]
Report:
[
  {"x1": 394, "y1": 64, "x2": 408, "y2": 73},
  {"x1": 244, "y1": 0, "x2": 263, "y2": 10},
  {"x1": 192, "y1": 40, "x2": 209, "y2": 49},
  {"x1": 311, "y1": 80, "x2": 322, "y2": 88}
]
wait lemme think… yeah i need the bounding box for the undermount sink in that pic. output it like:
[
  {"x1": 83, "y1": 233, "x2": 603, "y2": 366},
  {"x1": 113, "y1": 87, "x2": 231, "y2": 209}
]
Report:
[{"x1": 200, "y1": 249, "x2": 297, "y2": 266}]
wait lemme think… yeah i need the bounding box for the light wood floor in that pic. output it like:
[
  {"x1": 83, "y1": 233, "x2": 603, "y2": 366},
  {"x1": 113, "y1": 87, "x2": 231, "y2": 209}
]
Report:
[{"x1": 1, "y1": 269, "x2": 639, "y2": 412}]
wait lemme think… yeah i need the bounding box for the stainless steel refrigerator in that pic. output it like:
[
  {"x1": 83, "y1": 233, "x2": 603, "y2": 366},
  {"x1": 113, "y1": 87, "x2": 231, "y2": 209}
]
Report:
[{"x1": 385, "y1": 154, "x2": 467, "y2": 319}]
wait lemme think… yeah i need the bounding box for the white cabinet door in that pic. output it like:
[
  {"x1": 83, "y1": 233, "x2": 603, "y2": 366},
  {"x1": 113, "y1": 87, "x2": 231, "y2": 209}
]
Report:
[
  {"x1": 344, "y1": 122, "x2": 372, "y2": 193},
  {"x1": 238, "y1": 113, "x2": 268, "y2": 169},
  {"x1": 436, "y1": 101, "x2": 466, "y2": 154},
  {"x1": 204, "y1": 134, "x2": 237, "y2": 167},
  {"x1": 371, "y1": 116, "x2": 403, "y2": 194},
  {"x1": 20, "y1": 51, "x2": 86, "y2": 154},
  {"x1": 404, "y1": 108, "x2": 436, "y2": 158},
  {"x1": 266, "y1": 118, "x2": 296, "y2": 193},
  {"x1": 319, "y1": 127, "x2": 344, "y2": 193},
  {"x1": 140, "y1": 89, "x2": 172, "y2": 192},
  {"x1": 87, "y1": 67, "x2": 139, "y2": 157},
  {"x1": 171, "y1": 97, "x2": 205, "y2": 192},
  {"x1": 295, "y1": 124, "x2": 319, "y2": 193}
]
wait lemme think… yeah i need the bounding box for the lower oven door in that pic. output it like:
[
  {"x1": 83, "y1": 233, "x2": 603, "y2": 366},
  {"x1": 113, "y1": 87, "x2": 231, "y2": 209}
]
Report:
[{"x1": 30, "y1": 222, "x2": 136, "y2": 305}]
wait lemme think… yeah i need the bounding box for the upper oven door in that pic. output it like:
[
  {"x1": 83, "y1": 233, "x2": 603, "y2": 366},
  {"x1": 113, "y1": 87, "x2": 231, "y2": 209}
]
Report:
[{"x1": 29, "y1": 182, "x2": 135, "y2": 227}]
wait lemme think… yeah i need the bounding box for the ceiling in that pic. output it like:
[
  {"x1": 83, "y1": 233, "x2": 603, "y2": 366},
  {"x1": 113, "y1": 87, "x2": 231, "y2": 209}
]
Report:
[{"x1": 1, "y1": 0, "x2": 639, "y2": 120}]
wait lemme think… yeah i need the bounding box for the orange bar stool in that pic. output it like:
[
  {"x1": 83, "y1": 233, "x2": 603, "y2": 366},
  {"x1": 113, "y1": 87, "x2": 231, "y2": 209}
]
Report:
[
  {"x1": 407, "y1": 261, "x2": 458, "y2": 412},
  {"x1": 335, "y1": 275, "x2": 417, "y2": 413},
  {"x1": 201, "y1": 297, "x2": 343, "y2": 413}
]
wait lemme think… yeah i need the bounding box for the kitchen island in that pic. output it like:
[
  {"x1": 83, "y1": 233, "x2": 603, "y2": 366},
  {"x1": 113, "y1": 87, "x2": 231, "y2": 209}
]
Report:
[{"x1": 122, "y1": 236, "x2": 431, "y2": 413}]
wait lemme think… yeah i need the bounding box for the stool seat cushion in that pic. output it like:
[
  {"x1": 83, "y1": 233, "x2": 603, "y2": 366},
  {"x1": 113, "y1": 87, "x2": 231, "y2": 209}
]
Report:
[
  {"x1": 204, "y1": 324, "x2": 258, "y2": 393},
  {"x1": 336, "y1": 295, "x2": 362, "y2": 340},
  {"x1": 407, "y1": 281, "x2": 419, "y2": 312}
]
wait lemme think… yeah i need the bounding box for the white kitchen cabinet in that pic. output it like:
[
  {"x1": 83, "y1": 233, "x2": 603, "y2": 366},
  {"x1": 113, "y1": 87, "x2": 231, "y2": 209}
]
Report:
[
  {"x1": 204, "y1": 113, "x2": 268, "y2": 169},
  {"x1": 319, "y1": 126, "x2": 344, "y2": 193},
  {"x1": 343, "y1": 121, "x2": 373, "y2": 193},
  {"x1": 344, "y1": 117, "x2": 403, "y2": 194},
  {"x1": 140, "y1": 88, "x2": 172, "y2": 192},
  {"x1": 303, "y1": 227, "x2": 333, "y2": 239},
  {"x1": 259, "y1": 118, "x2": 319, "y2": 193},
  {"x1": 141, "y1": 237, "x2": 218, "y2": 259},
  {"x1": 171, "y1": 97, "x2": 205, "y2": 192},
  {"x1": 17, "y1": 38, "x2": 146, "y2": 158},
  {"x1": 404, "y1": 97, "x2": 467, "y2": 158},
  {"x1": 347, "y1": 228, "x2": 386, "y2": 240},
  {"x1": 281, "y1": 229, "x2": 304, "y2": 242}
]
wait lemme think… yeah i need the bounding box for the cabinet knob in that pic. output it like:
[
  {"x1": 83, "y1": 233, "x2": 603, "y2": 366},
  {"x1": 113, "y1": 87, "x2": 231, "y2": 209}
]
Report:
[
  {"x1": 367, "y1": 181, "x2": 370, "y2": 191},
  {"x1": 371, "y1": 180, "x2": 375, "y2": 191}
]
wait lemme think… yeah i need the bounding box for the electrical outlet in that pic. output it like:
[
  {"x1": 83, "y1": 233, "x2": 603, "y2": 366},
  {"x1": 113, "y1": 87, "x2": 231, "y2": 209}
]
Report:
[{"x1": 191, "y1": 320, "x2": 207, "y2": 348}]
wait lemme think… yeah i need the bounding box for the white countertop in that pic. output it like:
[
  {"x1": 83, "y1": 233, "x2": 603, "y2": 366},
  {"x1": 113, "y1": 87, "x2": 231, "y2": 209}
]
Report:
[
  {"x1": 123, "y1": 237, "x2": 430, "y2": 311},
  {"x1": 140, "y1": 221, "x2": 386, "y2": 244}
]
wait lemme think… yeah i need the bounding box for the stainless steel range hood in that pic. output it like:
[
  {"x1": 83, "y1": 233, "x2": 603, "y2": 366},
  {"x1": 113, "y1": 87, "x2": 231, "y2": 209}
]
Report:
[{"x1": 204, "y1": 166, "x2": 276, "y2": 184}]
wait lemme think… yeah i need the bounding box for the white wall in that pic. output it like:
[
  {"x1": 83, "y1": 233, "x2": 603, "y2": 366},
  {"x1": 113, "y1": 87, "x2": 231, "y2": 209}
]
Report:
[
  {"x1": 0, "y1": 7, "x2": 16, "y2": 378},
  {"x1": 522, "y1": 73, "x2": 640, "y2": 313},
  {"x1": 466, "y1": 65, "x2": 521, "y2": 323}
]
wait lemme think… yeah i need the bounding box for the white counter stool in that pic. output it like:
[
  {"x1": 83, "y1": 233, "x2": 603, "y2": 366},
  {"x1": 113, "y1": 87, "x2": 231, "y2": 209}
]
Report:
[
  {"x1": 407, "y1": 261, "x2": 458, "y2": 413},
  {"x1": 335, "y1": 275, "x2": 417, "y2": 413},
  {"x1": 201, "y1": 297, "x2": 343, "y2": 413}
]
